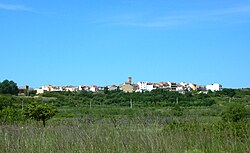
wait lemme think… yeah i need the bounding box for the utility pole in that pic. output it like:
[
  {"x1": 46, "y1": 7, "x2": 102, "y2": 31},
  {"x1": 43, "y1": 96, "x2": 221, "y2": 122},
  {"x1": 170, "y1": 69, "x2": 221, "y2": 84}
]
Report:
[
  {"x1": 22, "y1": 99, "x2": 24, "y2": 111},
  {"x1": 130, "y1": 99, "x2": 133, "y2": 109},
  {"x1": 26, "y1": 85, "x2": 29, "y2": 96}
]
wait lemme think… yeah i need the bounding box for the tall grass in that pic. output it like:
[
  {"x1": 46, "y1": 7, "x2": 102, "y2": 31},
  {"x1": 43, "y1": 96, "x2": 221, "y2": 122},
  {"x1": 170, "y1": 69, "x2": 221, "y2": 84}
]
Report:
[{"x1": 1, "y1": 116, "x2": 249, "y2": 153}]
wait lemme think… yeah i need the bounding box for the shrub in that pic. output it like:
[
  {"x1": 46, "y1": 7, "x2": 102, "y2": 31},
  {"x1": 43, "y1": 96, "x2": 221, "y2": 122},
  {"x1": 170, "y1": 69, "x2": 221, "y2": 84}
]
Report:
[{"x1": 221, "y1": 103, "x2": 247, "y2": 122}]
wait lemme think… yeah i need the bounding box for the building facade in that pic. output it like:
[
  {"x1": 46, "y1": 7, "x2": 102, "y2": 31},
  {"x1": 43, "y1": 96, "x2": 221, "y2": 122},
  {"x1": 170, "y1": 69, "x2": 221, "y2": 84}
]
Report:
[{"x1": 206, "y1": 83, "x2": 222, "y2": 91}]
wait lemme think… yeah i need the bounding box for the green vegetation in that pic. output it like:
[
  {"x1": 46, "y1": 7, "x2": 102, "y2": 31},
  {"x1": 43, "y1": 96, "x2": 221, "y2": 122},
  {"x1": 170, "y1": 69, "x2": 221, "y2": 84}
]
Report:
[
  {"x1": 221, "y1": 103, "x2": 247, "y2": 122},
  {"x1": 0, "y1": 85, "x2": 250, "y2": 152},
  {"x1": 24, "y1": 102, "x2": 57, "y2": 127},
  {"x1": 0, "y1": 80, "x2": 19, "y2": 95},
  {"x1": 41, "y1": 89, "x2": 218, "y2": 107}
]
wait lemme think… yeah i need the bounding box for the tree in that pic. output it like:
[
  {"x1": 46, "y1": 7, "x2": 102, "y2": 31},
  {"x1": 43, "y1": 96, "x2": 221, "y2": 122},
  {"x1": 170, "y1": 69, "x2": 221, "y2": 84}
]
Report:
[
  {"x1": 24, "y1": 102, "x2": 57, "y2": 127},
  {"x1": 221, "y1": 88, "x2": 236, "y2": 98},
  {"x1": 221, "y1": 103, "x2": 247, "y2": 122},
  {"x1": 104, "y1": 87, "x2": 109, "y2": 94},
  {"x1": 0, "y1": 80, "x2": 19, "y2": 95}
]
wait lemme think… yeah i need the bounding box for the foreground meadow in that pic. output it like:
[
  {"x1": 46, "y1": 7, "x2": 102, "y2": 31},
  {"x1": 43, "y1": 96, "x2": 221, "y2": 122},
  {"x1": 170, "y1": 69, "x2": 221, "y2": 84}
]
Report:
[
  {"x1": 1, "y1": 89, "x2": 250, "y2": 152},
  {"x1": 1, "y1": 107, "x2": 250, "y2": 153}
]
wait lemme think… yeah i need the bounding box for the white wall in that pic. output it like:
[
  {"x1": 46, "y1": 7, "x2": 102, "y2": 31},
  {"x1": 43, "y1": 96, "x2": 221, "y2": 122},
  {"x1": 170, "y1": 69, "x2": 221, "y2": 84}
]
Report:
[
  {"x1": 206, "y1": 83, "x2": 222, "y2": 91},
  {"x1": 137, "y1": 82, "x2": 155, "y2": 92}
]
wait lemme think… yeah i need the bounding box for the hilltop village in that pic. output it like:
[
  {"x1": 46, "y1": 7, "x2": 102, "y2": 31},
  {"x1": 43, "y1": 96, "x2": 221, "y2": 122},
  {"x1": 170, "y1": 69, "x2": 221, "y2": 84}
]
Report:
[{"x1": 24, "y1": 77, "x2": 222, "y2": 95}]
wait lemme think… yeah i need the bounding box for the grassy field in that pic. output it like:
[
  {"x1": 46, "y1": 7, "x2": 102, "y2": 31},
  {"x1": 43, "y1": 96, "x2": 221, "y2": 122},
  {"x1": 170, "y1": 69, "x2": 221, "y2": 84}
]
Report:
[
  {"x1": 1, "y1": 106, "x2": 250, "y2": 153},
  {"x1": 1, "y1": 89, "x2": 250, "y2": 152}
]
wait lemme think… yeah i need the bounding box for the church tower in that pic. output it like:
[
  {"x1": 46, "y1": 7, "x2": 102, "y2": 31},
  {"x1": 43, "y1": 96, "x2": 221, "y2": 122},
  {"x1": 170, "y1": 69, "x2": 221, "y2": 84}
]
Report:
[{"x1": 128, "y1": 77, "x2": 132, "y2": 84}]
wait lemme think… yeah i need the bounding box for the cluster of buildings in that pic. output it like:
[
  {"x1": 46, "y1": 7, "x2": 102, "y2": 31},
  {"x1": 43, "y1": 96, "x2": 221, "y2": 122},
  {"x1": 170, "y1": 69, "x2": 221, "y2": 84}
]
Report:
[
  {"x1": 32, "y1": 77, "x2": 222, "y2": 95},
  {"x1": 119, "y1": 77, "x2": 222, "y2": 93}
]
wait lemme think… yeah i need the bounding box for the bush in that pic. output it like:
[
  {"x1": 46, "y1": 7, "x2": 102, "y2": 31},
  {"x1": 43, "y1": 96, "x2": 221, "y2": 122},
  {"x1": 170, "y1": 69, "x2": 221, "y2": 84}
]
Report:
[{"x1": 221, "y1": 103, "x2": 247, "y2": 122}]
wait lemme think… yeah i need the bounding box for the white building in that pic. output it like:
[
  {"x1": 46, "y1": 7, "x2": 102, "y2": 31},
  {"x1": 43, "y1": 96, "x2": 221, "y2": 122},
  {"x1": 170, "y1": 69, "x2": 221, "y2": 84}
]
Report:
[
  {"x1": 176, "y1": 85, "x2": 185, "y2": 94},
  {"x1": 42, "y1": 85, "x2": 61, "y2": 92},
  {"x1": 180, "y1": 82, "x2": 188, "y2": 90},
  {"x1": 108, "y1": 85, "x2": 118, "y2": 91},
  {"x1": 90, "y1": 85, "x2": 98, "y2": 92},
  {"x1": 206, "y1": 83, "x2": 222, "y2": 91},
  {"x1": 35, "y1": 88, "x2": 45, "y2": 94},
  {"x1": 188, "y1": 83, "x2": 197, "y2": 91},
  {"x1": 79, "y1": 86, "x2": 91, "y2": 92},
  {"x1": 35, "y1": 85, "x2": 62, "y2": 94},
  {"x1": 62, "y1": 86, "x2": 78, "y2": 92},
  {"x1": 167, "y1": 82, "x2": 177, "y2": 91},
  {"x1": 137, "y1": 82, "x2": 156, "y2": 92}
]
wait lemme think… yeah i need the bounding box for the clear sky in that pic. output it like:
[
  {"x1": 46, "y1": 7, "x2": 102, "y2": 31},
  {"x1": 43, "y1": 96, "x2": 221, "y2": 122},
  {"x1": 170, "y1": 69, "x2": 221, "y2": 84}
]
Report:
[{"x1": 0, "y1": 0, "x2": 250, "y2": 88}]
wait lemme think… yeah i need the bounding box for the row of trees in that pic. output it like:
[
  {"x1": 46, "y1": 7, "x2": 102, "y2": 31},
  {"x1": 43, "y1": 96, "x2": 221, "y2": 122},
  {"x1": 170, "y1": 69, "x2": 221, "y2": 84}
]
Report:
[{"x1": 41, "y1": 88, "x2": 228, "y2": 107}]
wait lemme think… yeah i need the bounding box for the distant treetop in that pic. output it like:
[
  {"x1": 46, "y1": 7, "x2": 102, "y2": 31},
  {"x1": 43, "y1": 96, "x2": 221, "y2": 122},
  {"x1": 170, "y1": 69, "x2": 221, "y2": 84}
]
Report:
[{"x1": 0, "y1": 80, "x2": 19, "y2": 95}]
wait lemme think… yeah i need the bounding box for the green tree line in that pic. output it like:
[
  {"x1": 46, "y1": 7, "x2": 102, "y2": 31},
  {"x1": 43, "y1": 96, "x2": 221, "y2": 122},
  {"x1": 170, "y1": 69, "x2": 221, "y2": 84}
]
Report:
[{"x1": 40, "y1": 88, "x2": 250, "y2": 107}]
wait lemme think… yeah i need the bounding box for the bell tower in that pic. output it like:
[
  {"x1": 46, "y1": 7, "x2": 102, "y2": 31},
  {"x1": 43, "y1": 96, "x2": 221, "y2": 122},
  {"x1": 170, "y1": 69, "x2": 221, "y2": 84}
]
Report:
[{"x1": 128, "y1": 77, "x2": 132, "y2": 84}]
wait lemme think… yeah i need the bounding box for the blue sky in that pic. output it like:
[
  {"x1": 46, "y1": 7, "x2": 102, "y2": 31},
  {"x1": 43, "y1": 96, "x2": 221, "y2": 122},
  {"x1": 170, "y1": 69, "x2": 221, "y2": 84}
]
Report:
[{"x1": 0, "y1": 0, "x2": 250, "y2": 88}]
